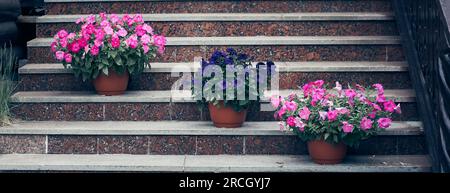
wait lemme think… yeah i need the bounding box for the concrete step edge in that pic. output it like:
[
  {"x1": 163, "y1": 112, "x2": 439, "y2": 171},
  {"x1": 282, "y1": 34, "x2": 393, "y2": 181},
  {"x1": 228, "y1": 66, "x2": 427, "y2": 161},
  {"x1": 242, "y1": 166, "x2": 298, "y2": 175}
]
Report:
[
  {"x1": 0, "y1": 121, "x2": 423, "y2": 136},
  {"x1": 0, "y1": 154, "x2": 431, "y2": 172},
  {"x1": 19, "y1": 62, "x2": 409, "y2": 74}
]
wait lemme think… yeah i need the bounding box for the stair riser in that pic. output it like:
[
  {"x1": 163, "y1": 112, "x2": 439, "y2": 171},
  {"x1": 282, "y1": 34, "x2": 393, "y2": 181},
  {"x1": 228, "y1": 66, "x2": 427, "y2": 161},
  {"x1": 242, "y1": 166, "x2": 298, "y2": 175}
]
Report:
[
  {"x1": 28, "y1": 45, "x2": 405, "y2": 64},
  {"x1": 0, "y1": 134, "x2": 426, "y2": 155},
  {"x1": 35, "y1": 21, "x2": 398, "y2": 38},
  {"x1": 10, "y1": 102, "x2": 418, "y2": 121},
  {"x1": 18, "y1": 72, "x2": 412, "y2": 91},
  {"x1": 45, "y1": 1, "x2": 391, "y2": 15}
]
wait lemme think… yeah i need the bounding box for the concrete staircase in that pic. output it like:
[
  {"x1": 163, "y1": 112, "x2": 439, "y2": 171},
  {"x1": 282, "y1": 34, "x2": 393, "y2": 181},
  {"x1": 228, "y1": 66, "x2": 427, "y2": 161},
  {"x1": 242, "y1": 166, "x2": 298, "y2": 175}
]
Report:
[{"x1": 0, "y1": 0, "x2": 430, "y2": 172}]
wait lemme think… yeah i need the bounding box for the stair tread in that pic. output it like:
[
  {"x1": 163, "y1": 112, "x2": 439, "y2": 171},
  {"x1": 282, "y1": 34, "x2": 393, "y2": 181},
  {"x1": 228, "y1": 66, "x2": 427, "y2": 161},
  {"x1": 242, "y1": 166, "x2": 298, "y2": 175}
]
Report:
[
  {"x1": 28, "y1": 36, "x2": 402, "y2": 47},
  {"x1": 10, "y1": 89, "x2": 416, "y2": 103},
  {"x1": 0, "y1": 121, "x2": 422, "y2": 136},
  {"x1": 0, "y1": 154, "x2": 431, "y2": 172},
  {"x1": 19, "y1": 12, "x2": 394, "y2": 23},
  {"x1": 19, "y1": 62, "x2": 409, "y2": 74}
]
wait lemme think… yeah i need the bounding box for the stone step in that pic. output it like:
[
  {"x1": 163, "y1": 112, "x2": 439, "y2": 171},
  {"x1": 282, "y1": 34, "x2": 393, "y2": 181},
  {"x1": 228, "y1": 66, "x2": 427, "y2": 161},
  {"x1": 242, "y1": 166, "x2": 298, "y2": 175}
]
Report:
[
  {"x1": 18, "y1": 62, "x2": 411, "y2": 91},
  {"x1": 27, "y1": 13, "x2": 397, "y2": 37},
  {"x1": 27, "y1": 36, "x2": 404, "y2": 63},
  {"x1": 0, "y1": 154, "x2": 430, "y2": 172},
  {"x1": 9, "y1": 90, "x2": 418, "y2": 121},
  {"x1": 44, "y1": 0, "x2": 392, "y2": 15},
  {"x1": 0, "y1": 121, "x2": 426, "y2": 155}
]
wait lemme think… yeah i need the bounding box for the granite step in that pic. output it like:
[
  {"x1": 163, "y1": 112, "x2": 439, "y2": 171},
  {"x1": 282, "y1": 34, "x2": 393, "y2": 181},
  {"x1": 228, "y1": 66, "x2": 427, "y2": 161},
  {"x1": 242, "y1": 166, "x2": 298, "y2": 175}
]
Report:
[
  {"x1": 27, "y1": 36, "x2": 404, "y2": 63},
  {"x1": 0, "y1": 121, "x2": 426, "y2": 155},
  {"x1": 23, "y1": 13, "x2": 397, "y2": 37},
  {"x1": 9, "y1": 90, "x2": 418, "y2": 121},
  {"x1": 18, "y1": 62, "x2": 411, "y2": 91},
  {"x1": 0, "y1": 154, "x2": 430, "y2": 172},
  {"x1": 43, "y1": 0, "x2": 392, "y2": 15}
]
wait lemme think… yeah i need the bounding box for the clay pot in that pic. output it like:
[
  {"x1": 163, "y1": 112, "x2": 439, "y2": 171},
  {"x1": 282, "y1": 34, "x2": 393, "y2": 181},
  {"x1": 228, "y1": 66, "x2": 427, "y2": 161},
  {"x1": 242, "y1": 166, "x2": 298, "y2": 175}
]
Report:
[
  {"x1": 92, "y1": 69, "x2": 129, "y2": 96},
  {"x1": 307, "y1": 140, "x2": 347, "y2": 165},
  {"x1": 208, "y1": 101, "x2": 247, "y2": 128}
]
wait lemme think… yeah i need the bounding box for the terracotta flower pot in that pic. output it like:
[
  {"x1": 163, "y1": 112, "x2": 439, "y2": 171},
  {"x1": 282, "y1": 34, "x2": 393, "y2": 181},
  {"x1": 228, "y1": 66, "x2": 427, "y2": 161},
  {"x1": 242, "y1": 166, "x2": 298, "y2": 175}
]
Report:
[
  {"x1": 307, "y1": 140, "x2": 347, "y2": 165},
  {"x1": 208, "y1": 101, "x2": 247, "y2": 128},
  {"x1": 92, "y1": 69, "x2": 129, "y2": 96}
]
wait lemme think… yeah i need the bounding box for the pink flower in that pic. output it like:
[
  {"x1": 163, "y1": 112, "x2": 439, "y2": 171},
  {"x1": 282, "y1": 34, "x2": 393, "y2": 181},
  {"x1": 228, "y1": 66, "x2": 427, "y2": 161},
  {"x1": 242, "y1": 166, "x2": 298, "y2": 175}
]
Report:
[
  {"x1": 68, "y1": 41, "x2": 80, "y2": 53},
  {"x1": 373, "y1": 83, "x2": 384, "y2": 95},
  {"x1": 95, "y1": 29, "x2": 105, "y2": 41},
  {"x1": 372, "y1": 103, "x2": 382, "y2": 111},
  {"x1": 135, "y1": 25, "x2": 147, "y2": 36},
  {"x1": 319, "y1": 111, "x2": 327, "y2": 120},
  {"x1": 327, "y1": 110, "x2": 338, "y2": 121},
  {"x1": 67, "y1": 33, "x2": 76, "y2": 40},
  {"x1": 360, "y1": 117, "x2": 373, "y2": 130},
  {"x1": 99, "y1": 12, "x2": 107, "y2": 20},
  {"x1": 143, "y1": 24, "x2": 153, "y2": 34},
  {"x1": 284, "y1": 101, "x2": 297, "y2": 112},
  {"x1": 368, "y1": 111, "x2": 377, "y2": 119},
  {"x1": 286, "y1": 116, "x2": 296, "y2": 127},
  {"x1": 345, "y1": 89, "x2": 357, "y2": 98},
  {"x1": 277, "y1": 106, "x2": 287, "y2": 118},
  {"x1": 64, "y1": 53, "x2": 72, "y2": 63},
  {"x1": 299, "y1": 107, "x2": 311, "y2": 120},
  {"x1": 55, "y1": 51, "x2": 65, "y2": 61},
  {"x1": 377, "y1": 118, "x2": 392, "y2": 129},
  {"x1": 78, "y1": 38, "x2": 87, "y2": 48},
  {"x1": 59, "y1": 38, "x2": 68, "y2": 48},
  {"x1": 57, "y1": 30, "x2": 68, "y2": 39},
  {"x1": 100, "y1": 20, "x2": 110, "y2": 28},
  {"x1": 153, "y1": 35, "x2": 167, "y2": 47},
  {"x1": 270, "y1": 95, "x2": 281, "y2": 108},
  {"x1": 117, "y1": 28, "x2": 128, "y2": 37},
  {"x1": 110, "y1": 14, "x2": 120, "y2": 24},
  {"x1": 141, "y1": 34, "x2": 151, "y2": 45},
  {"x1": 158, "y1": 46, "x2": 165, "y2": 54},
  {"x1": 75, "y1": 17, "x2": 84, "y2": 24},
  {"x1": 126, "y1": 34, "x2": 139, "y2": 49},
  {"x1": 50, "y1": 41, "x2": 57, "y2": 52},
  {"x1": 110, "y1": 34, "x2": 121, "y2": 48},
  {"x1": 376, "y1": 94, "x2": 386, "y2": 103},
  {"x1": 383, "y1": 100, "x2": 396, "y2": 113},
  {"x1": 133, "y1": 14, "x2": 144, "y2": 23},
  {"x1": 342, "y1": 122, "x2": 354, "y2": 133},
  {"x1": 90, "y1": 46, "x2": 99, "y2": 56},
  {"x1": 313, "y1": 80, "x2": 324, "y2": 87},
  {"x1": 86, "y1": 14, "x2": 96, "y2": 24},
  {"x1": 94, "y1": 39, "x2": 103, "y2": 47},
  {"x1": 143, "y1": 44, "x2": 149, "y2": 54},
  {"x1": 336, "y1": 107, "x2": 349, "y2": 115},
  {"x1": 295, "y1": 117, "x2": 305, "y2": 132},
  {"x1": 104, "y1": 26, "x2": 114, "y2": 35}
]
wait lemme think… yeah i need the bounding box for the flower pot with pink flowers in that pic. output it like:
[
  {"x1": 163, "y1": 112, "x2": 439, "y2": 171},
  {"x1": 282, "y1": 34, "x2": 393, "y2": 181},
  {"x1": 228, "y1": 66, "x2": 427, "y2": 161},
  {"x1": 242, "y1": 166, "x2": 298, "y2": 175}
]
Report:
[
  {"x1": 51, "y1": 13, "x2": 166, "y2": 96},
  {"x1": 271, "y1": 80, "x2": 401, "y2": 164}
]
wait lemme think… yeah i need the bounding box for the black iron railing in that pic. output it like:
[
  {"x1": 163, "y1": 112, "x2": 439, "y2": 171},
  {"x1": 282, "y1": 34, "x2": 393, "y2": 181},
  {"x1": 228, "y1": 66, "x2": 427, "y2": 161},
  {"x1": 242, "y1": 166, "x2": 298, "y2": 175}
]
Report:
[{"x1": 393, "y1": 0, "x2": 450, "y2": 172}]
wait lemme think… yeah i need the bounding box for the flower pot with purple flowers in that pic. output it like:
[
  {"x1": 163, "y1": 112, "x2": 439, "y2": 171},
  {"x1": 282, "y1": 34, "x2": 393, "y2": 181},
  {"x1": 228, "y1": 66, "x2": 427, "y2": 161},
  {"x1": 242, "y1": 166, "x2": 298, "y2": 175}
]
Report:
[
  {"x1": 272, "y1": 80, "x2": 401, "y2": 164},
  {"x1": 192, "y1": 48, "x2": 276, "y2": 128},
  {"x1": 51, "y1": 13, "x2": 166, "y2": 96}
]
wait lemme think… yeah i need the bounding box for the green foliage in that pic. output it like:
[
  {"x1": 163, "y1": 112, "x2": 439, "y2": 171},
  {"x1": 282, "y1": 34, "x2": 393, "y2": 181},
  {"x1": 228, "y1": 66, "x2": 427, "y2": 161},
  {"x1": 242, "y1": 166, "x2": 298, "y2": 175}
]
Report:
[{"x1": 0, "y1": 43, "x2": 17, "y2": 126}]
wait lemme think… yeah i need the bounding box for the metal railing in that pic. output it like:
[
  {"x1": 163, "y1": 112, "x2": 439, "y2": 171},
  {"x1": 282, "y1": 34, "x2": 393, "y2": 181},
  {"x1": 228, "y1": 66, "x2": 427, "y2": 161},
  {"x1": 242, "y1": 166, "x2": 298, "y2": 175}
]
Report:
[{"x1": 393, "y1": 0, "x2": 450, "y2": 172}]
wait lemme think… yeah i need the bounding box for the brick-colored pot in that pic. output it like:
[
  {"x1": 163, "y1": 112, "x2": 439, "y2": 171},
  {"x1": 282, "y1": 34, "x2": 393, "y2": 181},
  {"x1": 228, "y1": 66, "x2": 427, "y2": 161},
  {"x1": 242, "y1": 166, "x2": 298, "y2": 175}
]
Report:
[
  {"x1": 92, "y1": 69, "x2": 129, "y2": 96},
  {"x1": 307, "y1": 140, "x2": 347, "y2": 165},
  {"x1": 208, "y1": 101, "x2": 247, "y2": 128}
]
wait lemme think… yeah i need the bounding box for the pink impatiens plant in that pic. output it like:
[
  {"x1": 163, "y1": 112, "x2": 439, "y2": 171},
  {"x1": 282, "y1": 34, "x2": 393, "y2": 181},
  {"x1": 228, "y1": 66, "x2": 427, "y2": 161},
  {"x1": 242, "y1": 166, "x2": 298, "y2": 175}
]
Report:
[
  {"x1": 51, "y1": 13, "x2": 166, "y2": 81},
  {"x1": 272, "y1": 80, "x2": 401, "y2": 147}
]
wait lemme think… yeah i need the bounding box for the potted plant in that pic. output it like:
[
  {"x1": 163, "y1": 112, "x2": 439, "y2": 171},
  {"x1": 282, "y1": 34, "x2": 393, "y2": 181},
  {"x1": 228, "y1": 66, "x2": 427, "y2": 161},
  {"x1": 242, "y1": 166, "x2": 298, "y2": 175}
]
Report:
[
  {"x1": 271, "y1": 80, "x2": 401, "y2": 164},
  {"x1": 51, "y1": 13, "x2": 166, "y2": 95},
  {"x1": 192, "y1": 48, "x2": 275, "y2": 128}
]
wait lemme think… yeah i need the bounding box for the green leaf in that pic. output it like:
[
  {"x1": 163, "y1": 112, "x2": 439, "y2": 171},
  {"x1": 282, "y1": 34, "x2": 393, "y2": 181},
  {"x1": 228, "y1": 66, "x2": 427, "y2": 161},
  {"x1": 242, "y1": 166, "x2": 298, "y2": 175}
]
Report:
[{"x1": 102, "y1": 67, "x2": 109, "y2": 76}]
